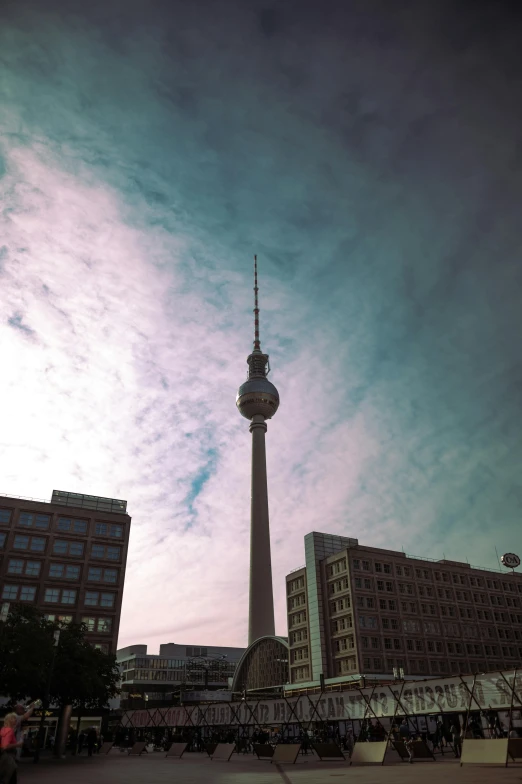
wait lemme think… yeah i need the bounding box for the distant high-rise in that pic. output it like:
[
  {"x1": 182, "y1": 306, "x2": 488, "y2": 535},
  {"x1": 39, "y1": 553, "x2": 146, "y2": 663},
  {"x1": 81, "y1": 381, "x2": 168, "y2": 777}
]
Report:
[{"x1": 236, "y1": 256, "x2": 279, "y2": 645}]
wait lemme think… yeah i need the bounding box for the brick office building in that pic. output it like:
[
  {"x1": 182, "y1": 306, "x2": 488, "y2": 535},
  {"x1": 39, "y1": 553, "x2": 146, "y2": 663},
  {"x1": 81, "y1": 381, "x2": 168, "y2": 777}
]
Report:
[
  {"x1": 286, "y1": 532, "x2": 522, "y2": 687},
  {"x1": 0, "y1": 490, "x2": 131, "y2": 654}
]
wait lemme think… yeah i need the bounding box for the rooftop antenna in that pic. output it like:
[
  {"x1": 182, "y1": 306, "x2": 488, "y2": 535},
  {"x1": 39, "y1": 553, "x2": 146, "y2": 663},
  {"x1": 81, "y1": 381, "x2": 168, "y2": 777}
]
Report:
[
  {"x1": 253, "y1": 254, "x2": 261, "y2": 352},
  {"x1": 494, "y1": 545, "x2": 502, "y2": 570}
]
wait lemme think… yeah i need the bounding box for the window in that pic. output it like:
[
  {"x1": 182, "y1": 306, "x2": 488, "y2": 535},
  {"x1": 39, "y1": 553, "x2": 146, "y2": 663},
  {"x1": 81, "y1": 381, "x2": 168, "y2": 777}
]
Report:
[
  {"x1": 389, "y1": 599, "x2": 397, "y2": 611},
  {"x1": 44, "y1": 588, "x2": 76, "y2": 604},
  {"x1": 386, "y1": 581, "x2": 394, "y2": 592},
  {"x1": 7, "y1": 559, "x2": 23, "y2": 575},
  {"x1": 85, "y1": 591, "x2": 99, "y2": 606},
  {"x1": 2, "y1": 585, "x2": 20, "y2": 600},
  {"x1": 375, "y1": 563, "x2": 382, "y2": 572},
  {"x1": 0, "y1": 509, "x2": 11, "y2": 524},
  {"x1": 13, "y1": 535, "x2": 46, "y2": 552},
  {"x1": 20, "y1": 586, "x2": 36, "y2": 601},
  {"x1": 359, "y1": 615, "x2": 378, "y2": 629},
  {"x1": 355, "y1": 578, "x2": 362, "y2": 589},
  {"x1": 91, "y1": 545, "x2": 120, "y2": 560},
  {"x1": 366, "y1": 597, "x2": 375, "y2": 609},
  {"x1": 82, "y1": 617, "x2": 96, "y2": 631},
  {"x1": 0, "y1": 533, "x2": 5, "y2": 549},
  {"x1": 362, "y1": 560, "x2": 371, "y2": 571},
  {"x1": 96, "y1": 618, "x2": 112, "y2": 632},
  {"x1": 396, "y1": 565, "x2": 403, "y2": 576},
  {"x1": 7, "y1": 559, "x2": 41, "y2": 577},
  {"x1": 44, "y1": 588, "x2": 60, "y2": 603},
  {"x1": 61, "y1": 590, "x2": 76, "y2": 605},
  {"x1": 1, "y1": 585, "x2": 37, "y2": 602},
  {"x1": 379, "y1": 599, "x2": 387, "y2": 610},
  {"x1": 57, "y1": 518, "x2": 88, "y2": 535},
  {"x1": 52, "y1": 540, "x2": 84, "y2": 557},
  {"x1": 94, "y1": 643, "x2": 109, "y2": 654},
  {"x1": 44, "y1": 614, "x2": 72, "y2": 624},
  {"x1": 364, "y1": 578, "x2": 372, "y2": 590},
  {"x1": 26, "y1": 561, "x2": 41, "y2": 576},
  {"x1": 377, "y1": 580, "x2": 384, "y2": 591},
  {"x1": 352, "y1": 559, "x2": 360, "y2": 570},
  {"x1": 95, "y1": 523, "x2": 123, "y2": 538},
  {"x1": 18, "y1": 512, "x2": 50, "y2": 530},
  {"x1": 49, "y1": 563, "x2": 80, "y2": 579}
]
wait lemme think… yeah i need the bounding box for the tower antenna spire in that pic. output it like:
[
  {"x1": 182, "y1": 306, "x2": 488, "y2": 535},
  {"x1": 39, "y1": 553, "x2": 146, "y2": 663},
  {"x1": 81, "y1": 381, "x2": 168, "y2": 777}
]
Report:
[{"x1": 253, "y1": 254, "x2": 261, "y2": 352}]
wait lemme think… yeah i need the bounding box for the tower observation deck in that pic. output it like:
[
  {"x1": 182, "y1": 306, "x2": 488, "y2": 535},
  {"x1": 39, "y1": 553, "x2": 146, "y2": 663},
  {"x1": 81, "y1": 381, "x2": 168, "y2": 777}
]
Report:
[{"x1": 236, "y1": 256, "x2": 279, "y2": 645}]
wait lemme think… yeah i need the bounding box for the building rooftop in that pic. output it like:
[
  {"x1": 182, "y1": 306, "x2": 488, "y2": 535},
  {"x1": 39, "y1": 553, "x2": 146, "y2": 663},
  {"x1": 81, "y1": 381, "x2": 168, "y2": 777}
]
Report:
[
  {"x1": 294, "y1": 533, "x2": 522, "y2": 577},
  {"x1": 0, "y1": 490, "x2": 128, "y2": 515}
]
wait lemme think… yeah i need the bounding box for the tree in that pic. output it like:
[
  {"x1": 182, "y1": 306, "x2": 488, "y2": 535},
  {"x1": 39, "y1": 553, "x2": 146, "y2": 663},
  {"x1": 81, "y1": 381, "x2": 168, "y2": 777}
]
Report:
[{"x1": 0, "y1": 605, "x2": 119, "y2": 709}]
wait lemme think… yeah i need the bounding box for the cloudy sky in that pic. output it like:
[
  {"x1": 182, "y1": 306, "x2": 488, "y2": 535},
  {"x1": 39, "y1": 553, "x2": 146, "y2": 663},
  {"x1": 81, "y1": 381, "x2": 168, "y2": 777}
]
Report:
[{"x1": 1, "y1": 0, "x2": 522, "y2": 652}]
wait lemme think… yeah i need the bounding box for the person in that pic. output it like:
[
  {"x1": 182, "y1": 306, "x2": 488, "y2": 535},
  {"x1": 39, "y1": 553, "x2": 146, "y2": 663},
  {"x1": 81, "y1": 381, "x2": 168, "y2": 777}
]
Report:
[
  {"x1": 86, "y1": 727, "x2": 97, "y2": 757},
  {"x1": 509, "y1": 728, "x2": 518, "y2": 739},
  {"x1": 13, "y1": 703, "x2": 36, "y2": 762},
  {"x1": 450, "y1": 721, "x2": 462, "y2": 758},
  {"x1": 398, "y1": 720, "x2": 413, "y2": 761},
  {"x1": 78, "y1": 730, "x2": 85, "y2": 755},
  {"x1": 1, "y1": 713, "x2": 23, "y2": 784},
  {"x1": 97, "y1": 733, "x2": 104, "y2": 753}
]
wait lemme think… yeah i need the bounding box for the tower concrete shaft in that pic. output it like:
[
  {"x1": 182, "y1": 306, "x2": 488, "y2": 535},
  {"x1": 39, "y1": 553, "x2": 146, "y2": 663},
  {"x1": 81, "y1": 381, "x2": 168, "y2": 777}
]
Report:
[{"x1": 248, "y1": 413, "x2": 275, "y2": 644}]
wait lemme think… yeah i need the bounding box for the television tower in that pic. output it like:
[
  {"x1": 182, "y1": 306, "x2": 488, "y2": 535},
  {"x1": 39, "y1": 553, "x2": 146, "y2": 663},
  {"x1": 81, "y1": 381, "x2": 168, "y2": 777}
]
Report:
[{"x1": 236, "y1": 256, "x2": 280, "y2": 645}]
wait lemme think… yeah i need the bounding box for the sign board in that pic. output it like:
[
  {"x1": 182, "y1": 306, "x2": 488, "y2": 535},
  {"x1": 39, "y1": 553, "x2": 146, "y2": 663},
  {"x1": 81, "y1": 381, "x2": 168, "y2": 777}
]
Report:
[
  {"x1": 501, "y1": 553, "x2": 520, "y2": 569},
  {"x1": 120, "y1": 669, "x2": 522, "y2": 728}
]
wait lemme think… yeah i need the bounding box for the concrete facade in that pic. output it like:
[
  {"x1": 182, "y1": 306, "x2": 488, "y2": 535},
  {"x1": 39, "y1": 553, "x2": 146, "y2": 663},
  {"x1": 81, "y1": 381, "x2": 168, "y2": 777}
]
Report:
[
  {"x1": 287, "y1": 533, "x2": 522, "y2": 685},
  {"x1": 0, "y1": 490, "x2": 131, "y2": 654}
]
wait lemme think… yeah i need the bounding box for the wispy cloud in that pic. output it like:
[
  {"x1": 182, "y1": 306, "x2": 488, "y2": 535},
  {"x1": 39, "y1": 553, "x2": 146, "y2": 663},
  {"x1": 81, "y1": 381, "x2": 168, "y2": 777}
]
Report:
[{"x1": 0, "y1": 0, "x2": 521, "y2": 652}]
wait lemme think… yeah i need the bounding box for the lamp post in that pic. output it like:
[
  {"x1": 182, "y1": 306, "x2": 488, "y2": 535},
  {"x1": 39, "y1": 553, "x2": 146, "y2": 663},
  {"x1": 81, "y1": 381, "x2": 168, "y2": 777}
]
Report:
[{"x1": 34, "y1": 628, "x2": 60, "y2": 763}]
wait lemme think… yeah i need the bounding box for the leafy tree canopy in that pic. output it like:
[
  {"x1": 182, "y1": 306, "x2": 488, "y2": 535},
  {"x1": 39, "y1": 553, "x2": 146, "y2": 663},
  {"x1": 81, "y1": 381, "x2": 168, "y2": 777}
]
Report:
[{"x1": 0, "y1": 605, "x2": 119, "y2": 709}]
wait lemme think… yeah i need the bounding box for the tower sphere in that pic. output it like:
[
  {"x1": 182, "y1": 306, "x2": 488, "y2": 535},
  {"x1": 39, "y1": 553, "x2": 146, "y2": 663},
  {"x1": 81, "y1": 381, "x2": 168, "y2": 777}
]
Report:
[{"x1": 236, "y1": 377, "x2": 280, "y2": 420}]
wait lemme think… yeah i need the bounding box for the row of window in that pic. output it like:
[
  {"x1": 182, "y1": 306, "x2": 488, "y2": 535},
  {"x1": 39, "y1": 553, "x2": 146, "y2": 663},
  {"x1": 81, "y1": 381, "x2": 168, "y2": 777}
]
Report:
[
  {"x1": 0, "y1": 510, "x2": 124, "y2": 539},
  {"x1": 4, "y1": 559, "x2": 117, "y2": 583},
  {"x1": 351, "y1": 557, "x2": 522, "y2": 592},
  {"x1": 0, "y1": 533, "x2": 120, "y2": 560},
  {"x1": 1, "y1": 584, "x2": 116, "y2": 607},
  {"x1": 41, "y1": 614, "x2": 112, "y2": 633},
  {"x1": 288, "y1": 594, "x2": 306, "y2": 609},
  {"x1": 290, "y1": 629, "x2": 308, "y2": 644},
  {"x1": 290, "y1": 611, "x2": 307, "y2": 627},
  {"x1": 287, "y1": 576, "x2": 305, "y2": 593}
]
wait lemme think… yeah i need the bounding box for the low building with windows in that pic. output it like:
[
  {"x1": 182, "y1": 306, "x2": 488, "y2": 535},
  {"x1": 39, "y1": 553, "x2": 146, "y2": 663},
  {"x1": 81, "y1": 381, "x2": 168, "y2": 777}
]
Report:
[
  {"x1": 286, "y1": 532, "x2": 522, "y2": 689},
  {"x1": 117, "y1": 642, "x2": 245, "y2": 707},
  {"x1": 0, "y1": 490, "x2": 131, "y2": 654}
]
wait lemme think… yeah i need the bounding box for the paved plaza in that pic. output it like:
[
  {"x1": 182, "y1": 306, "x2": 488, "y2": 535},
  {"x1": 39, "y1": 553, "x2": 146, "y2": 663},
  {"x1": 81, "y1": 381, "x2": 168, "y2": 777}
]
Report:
[{"x1": 16, "y1": 752, "x2": 522, "y2": 784}]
